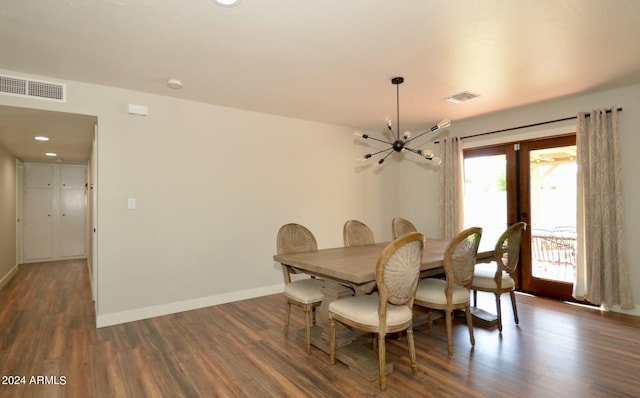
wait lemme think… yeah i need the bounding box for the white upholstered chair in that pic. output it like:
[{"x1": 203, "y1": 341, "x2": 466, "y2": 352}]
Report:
[
  {"x1": 472, "y1": 222, "x2": 526, "y2": 332},
  {"x1": 343, "y1": 219, "x2": 375, "y2": 246},
  {"x1": 391, "y1": 217, "x2": 418, "y2": 239},
  {"x1": 276, "y1": 223, "x2": 324, "y2": 354},
  {"x1": 328, "y1": 232, "x2": 424, "y2": 390},
  {"x1": 414, "y1": 227, "x2": 482, "y2": 357}
]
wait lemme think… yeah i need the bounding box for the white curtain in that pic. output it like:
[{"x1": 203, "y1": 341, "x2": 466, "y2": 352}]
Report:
[
  {"x1": 439, "y1": 136, "x2": 464, "y2": 240},
  {"x1": 574, "y1": 108, "x2": 634, "y2": 309}
]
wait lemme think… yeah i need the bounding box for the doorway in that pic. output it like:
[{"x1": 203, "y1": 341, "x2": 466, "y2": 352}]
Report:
[
  {"x1": 0, "y1": 105, "x2": 98, "y2": 307},
  {"x1": 463, "y1": 134, "x2": 577, "y2": 301}
]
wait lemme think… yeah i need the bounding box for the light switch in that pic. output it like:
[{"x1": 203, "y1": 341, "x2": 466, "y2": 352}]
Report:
[{"x1": 128, "y1": 198, "x2": 136, "y2": 209}]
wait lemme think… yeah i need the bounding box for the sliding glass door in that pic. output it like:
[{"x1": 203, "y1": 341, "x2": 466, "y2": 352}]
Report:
[{"x1": 464, "y1": 135, "x2": 577, "y2": 301}]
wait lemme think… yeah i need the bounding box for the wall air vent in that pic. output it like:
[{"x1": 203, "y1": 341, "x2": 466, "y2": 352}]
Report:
[
  {"x1": 445, "y1": 91, "x2": 480, "y2": 104},
  {"x1": 0, "y1": 74, "x2": 66, "y2": 102}
]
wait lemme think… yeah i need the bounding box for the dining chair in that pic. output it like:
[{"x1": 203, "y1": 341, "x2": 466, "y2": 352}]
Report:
[
  {"x1": 391, "y1": 217, "x2": 418, "y2": 239},
  {"x1": 343, "y1": 219, "x2": 375, "y2": 246},
  {"x1": 276, "y1": 223, "x2": 324, "y2": 354},
  {"x1": 472, "y1": 222, "x2": 526, "y2": 332},
  {"x1": 413, "y1": 227, "x2": 482, "y2": 357},
  {"x1": 328, "y1": 232, "x2": 424, "y2": 391}
]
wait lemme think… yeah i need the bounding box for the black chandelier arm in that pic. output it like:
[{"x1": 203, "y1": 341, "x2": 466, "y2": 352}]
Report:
[
  {"x1": 377, "y1": 148, "x2": 395, "y2": 165},
  {"x1": 355, "y1": 131, "x2": 394, "y2": 146},
  {"x1": 403, "y1": 147, "x2": 422, "y2": 155},
  {"x1": 404, "y1": 147, "x2": 437, "y2": 161},
  {"x1": 364, "y1": 147, "x2": 395, "y2": 158},
  {"x1": 387, "y1": 120, "x2": 394, "y2": 134},
  {"x1": 404, "y1": 119, "x2": 451, "y2": 145},
  {"x1": 403, "y1": 126, "x2": 438, "y2": 145},
  {"x1": 365, "y1": 135, "x2": 394, "y2": 145}
]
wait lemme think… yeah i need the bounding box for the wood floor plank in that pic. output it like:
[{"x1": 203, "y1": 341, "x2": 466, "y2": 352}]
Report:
[
  {"x1": 1, "y1": 260, "x2": 640, "y2": 397},
  {"x1": 90, "y1": 341, "x2": 127, "y2": 398}
]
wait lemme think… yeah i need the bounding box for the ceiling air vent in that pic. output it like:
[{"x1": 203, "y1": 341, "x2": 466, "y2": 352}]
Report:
[
  {"x1": 0, "y1": 74, "x2": 66, "y2": 102},
  {"x1": 445, "y1": 91, "x2": 480, "y2": 104}
]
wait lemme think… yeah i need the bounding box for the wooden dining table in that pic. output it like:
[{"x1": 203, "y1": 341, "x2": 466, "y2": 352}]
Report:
[{"x1": 273, "y1": 238, "x2": 495, "y2": 381}]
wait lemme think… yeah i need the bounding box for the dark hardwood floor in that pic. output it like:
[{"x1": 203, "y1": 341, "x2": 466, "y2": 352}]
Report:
[{"x1": 1, "y1": 260, "x2": 639, "y2": 397}]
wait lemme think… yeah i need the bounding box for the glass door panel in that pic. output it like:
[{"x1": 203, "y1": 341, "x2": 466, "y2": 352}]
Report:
[
  {"x1": 463, "y1": 154, "x2": 508, "y2": 245},
  {"x1": 520, "y1": 136, "x2": 577, "y2": 300},
  {"x1": 529, "y1": 145, "x2": 577, "y2": 283}
]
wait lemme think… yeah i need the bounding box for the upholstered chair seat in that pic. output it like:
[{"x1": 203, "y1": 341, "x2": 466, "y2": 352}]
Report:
[
  {"x1": 415, "y1": 278, "x2": 470, "y2": 305},
  {"x1": 284, "y1": 278, "x2": 324, "y2": 304},
  {"x1": 472, "y1": 264, "x2": 515, "y2": 290},
  {"x1": 329, "y1": 293, "x2": 413, "y2": 327}
]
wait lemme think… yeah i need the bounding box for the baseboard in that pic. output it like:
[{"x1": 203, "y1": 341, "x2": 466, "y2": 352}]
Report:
[
  {"x1": 608, "y1": 304, "x2": 640, "y2": 317},
  {"x1": 23, "y1": 255, "x2": 86, "y2": 264},
  {"x1": 0, "y1": 264, "x2": 19, "y2": 291},
  {"x1": 96, "y1": 283, "x2": 284, "y2": 328},
  {"x1": 566, "y1": 300, "x2": 640, "y2": 318}
]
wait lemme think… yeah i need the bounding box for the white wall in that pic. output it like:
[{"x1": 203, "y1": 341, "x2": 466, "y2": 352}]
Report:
[
  {"x1": 0, "y1": 144, "x2": 17, "y2": 288},
  {"x1": 0, "y1": 69, "x2": 399, "y2": 326},
  {"x1": 400, "y1": 83, "x2": 640, "y2": 315}
]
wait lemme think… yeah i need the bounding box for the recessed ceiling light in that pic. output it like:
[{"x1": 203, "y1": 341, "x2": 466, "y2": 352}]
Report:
[
  {"x1": 214, "y1": 0, "x2": 240, "y2": 7},
  {"x1": 45, "y1": 152, "x2": 57, "y2": 157},
  {"x1": 34, "y1": 136, "x2": 50, "y2": 141}
]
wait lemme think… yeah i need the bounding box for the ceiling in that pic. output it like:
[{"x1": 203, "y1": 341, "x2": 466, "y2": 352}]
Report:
[
  {"x1": 0, "y1": 106, "x2": 96, "y2": 164},
  {"x1": 1, "y1": 0, "x2": 640, "y2": 163}
]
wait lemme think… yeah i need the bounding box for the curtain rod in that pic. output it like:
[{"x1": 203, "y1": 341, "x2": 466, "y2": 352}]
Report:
[{"x1": 435, "y1": 107, "x2": 623, "y2": 143}]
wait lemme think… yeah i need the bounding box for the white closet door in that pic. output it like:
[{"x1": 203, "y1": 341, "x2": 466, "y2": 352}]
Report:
[
  {"x1": 23, "y1": 186, "x2": 54, "y2": 261},
  {"x1": 25, "y1": 163, "x2": 53, "y2": 188},
  {"x1": 22, "y1": 163, "x2": 87, "y2": 262},
  {"x1": 60, "y1": 165, "x2": 86, "y2": 189},
  {"x1": 59, "y1": 165, "x2": 87, "y2": 258},
  {"x1": 60, "y1": 186, "x2": 86, "y2": 258}
]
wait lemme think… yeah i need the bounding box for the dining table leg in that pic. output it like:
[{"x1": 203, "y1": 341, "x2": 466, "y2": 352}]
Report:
[{"x1": 317, "y1": 279, "x2": 358, "y2": 344}]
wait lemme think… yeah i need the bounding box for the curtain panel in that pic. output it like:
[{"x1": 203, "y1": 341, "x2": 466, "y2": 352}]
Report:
[
  {"x1": 574, "y1": 108, "x2": 634, "y2": 309},
  {"x1": 439, "y1": 136, "x2": 464, "y2": 240}
]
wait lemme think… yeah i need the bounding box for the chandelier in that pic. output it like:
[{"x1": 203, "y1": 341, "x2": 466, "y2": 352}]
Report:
[{"x1": 354, "y1": 77, "x2": 450, "y2": 165}]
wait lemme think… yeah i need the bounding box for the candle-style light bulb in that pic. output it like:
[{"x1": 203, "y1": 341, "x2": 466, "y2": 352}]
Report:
[
  {"x1": 437, "y1": 119, "x2": 451, "y2": 129},
  {"x1": 431, "y1": 156, "x2": 442, "y2": 165},
  {"x1": 354, "y1": 131, "x2": 369, "y2": 139},
  {"x1": 418, "y1": 149, "x2": 433, "y2": 158},
  {"x1": 403, "y1": 131, "x2": 411, "y2": 140}
]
